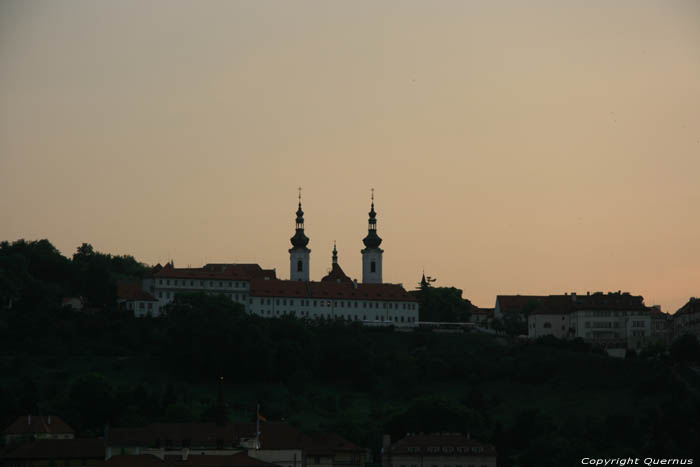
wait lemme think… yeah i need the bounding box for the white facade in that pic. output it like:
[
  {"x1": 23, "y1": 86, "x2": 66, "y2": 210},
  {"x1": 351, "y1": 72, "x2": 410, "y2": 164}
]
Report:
[
  {"x1": 149, "y1": 275, "x2": 252, "y2": 309},
  {"x1": 290, "y1": 249, "x2": 310, "y2": 281},
  {"x1": 247, "y1": 294, "x2": 419, "y2": 327},
  {"x1": 361, "y1": 248, "x2": 383, "y2": 284}
]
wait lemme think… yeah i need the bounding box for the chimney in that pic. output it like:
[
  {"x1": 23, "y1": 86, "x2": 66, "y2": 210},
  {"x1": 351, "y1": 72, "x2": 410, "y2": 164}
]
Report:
[
  {"x1": 28, "y1": 414, "x2": 31, "y2": 426},
  {"x1": 48, "y1": 415, "x2": 51, "y2": 425},
  {"x1": 353, "y1": 279, "x2": 358, "y2": 289},
  {"x1": 466, "y1": 432, "x2": 471, "y2": 440}
]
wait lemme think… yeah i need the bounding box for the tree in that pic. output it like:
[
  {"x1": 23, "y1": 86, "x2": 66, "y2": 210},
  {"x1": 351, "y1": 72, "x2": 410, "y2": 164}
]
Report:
[{"x1": 670, "y1": 334, "x2": 700, "y2": 364}]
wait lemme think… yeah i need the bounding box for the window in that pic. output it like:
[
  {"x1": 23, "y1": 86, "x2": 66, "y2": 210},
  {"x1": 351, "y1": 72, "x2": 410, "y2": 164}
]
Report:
[
  {"x1": 297, "y1": 260, "x2": 303, "y2": 272},
  {"x1": 543, "y1": 322, "x2": 551, "y2": 328},
  {"x1": 371, "y1": 261, "x2": 376, "y2": 273},
  {"x1": 148, "y1": 303, "x2": 153, "y2": 310}
]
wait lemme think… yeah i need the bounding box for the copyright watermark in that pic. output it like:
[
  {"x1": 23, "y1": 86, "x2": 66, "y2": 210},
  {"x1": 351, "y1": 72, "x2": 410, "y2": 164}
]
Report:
[{"x1": 581, "y1": 459, "x2": 694, "y2": 466}]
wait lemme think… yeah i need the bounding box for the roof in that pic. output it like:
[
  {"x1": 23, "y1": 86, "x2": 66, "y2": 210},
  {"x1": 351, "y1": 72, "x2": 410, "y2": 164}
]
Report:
[
  {"x1": 302, "y1": 432, "x2": 363, "y2": 455},
  {"x1": 674, "y1": 297, "x2": 700, "y2": 317},
  {"x1": 2, "y1": 438, "x2": 104, "y2": 459},
  {"x1": 165, "y1": 453, "x2": 280, "y2": 467},
  {"x1": 116, "y1": 281, "x2": 157, "y2": 302},
  {"x1": 249, "y1": 279, "x2": 417, "y2": 302},
  {"x1": 320, "y1": 263, "x2": 353, "y2": 284},
  {"x1": 153, "y1": 264, "x2": 276, "y2": 281},
  {"x1": 389, "y1": 433, "x2": 496, "y2": 457},
  {"x1": 107, "y1": 422, "x2": 305, "y2": 451},
  {"x1": 497, "y1": 292, "x2": 648, "y2": 315},
  {"x1": 3, "y1": 415, "x2": 74, "y2": 436},
  {"x1": 104, "y1": 455, "x2": 170, "y2": 466}
]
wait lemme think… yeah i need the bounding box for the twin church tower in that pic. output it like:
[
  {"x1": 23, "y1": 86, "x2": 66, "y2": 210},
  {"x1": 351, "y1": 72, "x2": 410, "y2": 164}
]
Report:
[{"x1": 288, "y1": 190, "x2": 383, "y2": 284}]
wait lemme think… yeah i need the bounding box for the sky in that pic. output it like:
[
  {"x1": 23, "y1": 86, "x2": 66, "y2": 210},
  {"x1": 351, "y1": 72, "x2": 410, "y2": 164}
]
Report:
[{"x1": 1, "y1": 0, "x2": 699, "y2": 312}]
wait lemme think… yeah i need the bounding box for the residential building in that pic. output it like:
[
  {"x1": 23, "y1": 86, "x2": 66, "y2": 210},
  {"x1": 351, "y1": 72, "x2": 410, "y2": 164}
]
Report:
[
  {"x1": 2, "y1": 415, "x2": 75, "y2": 446},
  {"x1": 516, "y1": 292, "x2": 665, "y2": 349},
  {"x1": 673, "y1": 297, "x2": 700, "y2": 339},
  {"x1": 381, "y1": 433, "x2": 496, "y2": 467},
  {"x1": 0, "y1": 438, "x2": 104, "y2": 467},
  {"x1": 302, "y1": 432, "x2": 365, "y2": 467},
  {"x1": 106, "y1": 421, "x2": 362, "y2": 467},
  {"x1": 117, "y1": 280, "x2": 160, "y2": 317}
]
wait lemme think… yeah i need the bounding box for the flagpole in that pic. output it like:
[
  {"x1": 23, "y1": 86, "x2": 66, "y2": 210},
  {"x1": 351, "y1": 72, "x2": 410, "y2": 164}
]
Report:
[{"x1": 256, "y1": 403, "x2": 260, "y2": 450}]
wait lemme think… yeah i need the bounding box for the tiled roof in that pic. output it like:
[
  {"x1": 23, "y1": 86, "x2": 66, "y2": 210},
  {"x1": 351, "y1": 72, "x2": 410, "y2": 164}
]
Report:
[
  {"x1": 105, "y1": 454, "x2": 170, "y2": 466},
  {"x1": 116, "y1": 281, "x2": 157, "y2": 302},
  {"x1": 165, "y1": 453, "x2": 280, "y2": 467},
  {"x1": 390, "y1": 433, "x2": 496, "y2": 457},
  {"x1": 107, "y1": 422, "x2": 305, "y2": 451},
  {"x1": 2, "y1": 438, "x2": 103, "y2": 459},
  {"x1": 154, "y1": 264, "x2": 276, "y2": 281},
  {"x1": 302, "y1": 432, "x2": 363, "y2": 455},
  {"x1": 3, "y1": 415, "x2": 74, "y2": 436},
  {"x1": 497, "y1": 292, "x2": 648, "y2": 315},
  {"x1": 320, "y1": 264, "x2": 353, "y2": 284},
  {"x1": 674, "y1": 297, "x2": 700, "y2": 316},
  {"x1": 249, "y1": 279, "x2": 417, "y2": 302}
]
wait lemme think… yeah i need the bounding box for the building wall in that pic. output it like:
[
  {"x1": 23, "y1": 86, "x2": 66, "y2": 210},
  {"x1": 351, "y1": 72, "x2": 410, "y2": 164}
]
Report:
[
  {"x1": 247, "y1": 296, "x2": 419, "y2": 327},
  {"x1": 527, "y1": 314, "x2": 569, "y2": 339},
  {"x1": 149, "y1": 277, "x2": 251, "y2": 310},
  {"x1": 250, "y1": 448, "x2": 304, "y2": 467},
  {"x1": 290, "y1": 250, "x2": 311, "y2": 281},
  {"x1": 569, "y1": 309, "x2": 651, "y2": 348},
  {"x1": 361, "y1": 249, "x2": 383, "y2": 284},
  {"x1": 386, "y1": 454, "x2": 496, "y2": 467}
]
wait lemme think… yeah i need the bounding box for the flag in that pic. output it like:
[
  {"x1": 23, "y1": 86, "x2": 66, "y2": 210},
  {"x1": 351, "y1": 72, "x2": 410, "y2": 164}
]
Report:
[{"x1": 257, "y1": 410, "x2": 267, "y2": 422}]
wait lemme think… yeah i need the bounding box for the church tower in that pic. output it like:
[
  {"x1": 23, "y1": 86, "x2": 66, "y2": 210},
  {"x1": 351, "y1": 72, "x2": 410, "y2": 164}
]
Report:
[
  {"x1": 289, "y1": 189, "x2": 310, "y2": 281},
  {"x1": 361, "y1": 190, "x2": 383, "y2": 284}
]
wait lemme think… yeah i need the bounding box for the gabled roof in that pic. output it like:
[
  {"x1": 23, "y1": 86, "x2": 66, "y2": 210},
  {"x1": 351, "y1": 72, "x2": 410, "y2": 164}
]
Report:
[
  {"x1": 389, "y1": 433, "x2": 496, "y2": 457},
  {"x1": 320, "y1": 263, "x2": 353, "y2": 284},
  {"x1": 497, "y1": 292, "x2": 648, "y2": 315},
  {"x1": 3, "y1": 415, "x2": 74, "y2": 436},
  {"x1": 2, "y1": 439, "x2": 103, "y2": 459},
  {"x1": 249, "y1": 279, "x2": 417, "y2": 302},
  {"x1": 107, "y1": 422, "x2": 306, "y2": 451},
  {"x1": 116, "y1": 281, "x2": 157, "y2": 302},
  {"x1": 165, "y1": 452, "x2": 279, "y2": 467},
  {"x1": 675, "y1": 297, "x2": 700, "y2": 316},
  {"x1": 105, "y1": 454, "x2": 170, "y2": 466},
  {"x1": 302, "y1": 432, "x2": 363, "y2": 455},
  {"x1": 153, "y1": 264, "x2": 276, "y2": 281}
]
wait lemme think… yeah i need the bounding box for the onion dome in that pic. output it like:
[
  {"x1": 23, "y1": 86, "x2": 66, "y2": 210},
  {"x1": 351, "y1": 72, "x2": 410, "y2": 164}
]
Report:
[
  {"x1": 290, "y1": 201, "x2": 309, "y2": 249},
  {"x1": 362, "y1": 201, "x2": 382, "y2": 249}
]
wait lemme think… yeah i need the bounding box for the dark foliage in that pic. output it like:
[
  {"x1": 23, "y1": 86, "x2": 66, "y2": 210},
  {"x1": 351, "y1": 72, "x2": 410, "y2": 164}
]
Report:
[{"x1": 1, "y1": 239, "x2": 700, "y2": 465}]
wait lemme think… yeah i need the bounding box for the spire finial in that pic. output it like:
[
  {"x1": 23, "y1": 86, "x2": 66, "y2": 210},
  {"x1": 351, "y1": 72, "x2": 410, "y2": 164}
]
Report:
[
  {"x1": 371, "y1": 188, "x2": 374, "y2": 204},
  {"x1": 298, "y1": 187, "x2": 302, "y2": 206},
  {"x1": 332, "y1": 241, "x2": 338, "y2": 264}
]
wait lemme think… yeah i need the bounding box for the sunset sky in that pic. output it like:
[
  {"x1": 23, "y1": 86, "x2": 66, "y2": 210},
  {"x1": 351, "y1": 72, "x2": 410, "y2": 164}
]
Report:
[{"x1": 1, "y1": 1, "x2": 699, "y2": 312}]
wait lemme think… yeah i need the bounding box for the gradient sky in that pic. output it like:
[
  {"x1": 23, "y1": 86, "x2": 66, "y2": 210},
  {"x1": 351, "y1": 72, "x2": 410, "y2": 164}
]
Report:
[{"x1": 1, "y1": 1, "x2": 699, "y2": 312}]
